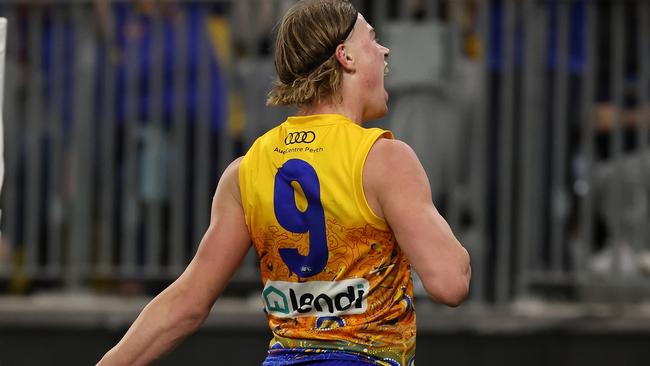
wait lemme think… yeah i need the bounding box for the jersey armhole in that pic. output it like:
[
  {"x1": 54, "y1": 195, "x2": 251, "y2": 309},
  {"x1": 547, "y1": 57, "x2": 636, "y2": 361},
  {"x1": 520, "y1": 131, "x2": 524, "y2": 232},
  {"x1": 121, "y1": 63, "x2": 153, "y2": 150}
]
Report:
[
  {"x1": 353, "y1": 129, "x2": 393, "y2": 230},
  {"x1": 238, "y1": 153, "x2": 253, "y2": 232}
]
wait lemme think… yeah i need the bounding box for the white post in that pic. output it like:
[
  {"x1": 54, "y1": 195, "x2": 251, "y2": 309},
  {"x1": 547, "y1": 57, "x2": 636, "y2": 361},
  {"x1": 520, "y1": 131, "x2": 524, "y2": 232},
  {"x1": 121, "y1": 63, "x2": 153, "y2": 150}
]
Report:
[{"x1": 0, "y1": 18, "x2": 7, "y2": 229}]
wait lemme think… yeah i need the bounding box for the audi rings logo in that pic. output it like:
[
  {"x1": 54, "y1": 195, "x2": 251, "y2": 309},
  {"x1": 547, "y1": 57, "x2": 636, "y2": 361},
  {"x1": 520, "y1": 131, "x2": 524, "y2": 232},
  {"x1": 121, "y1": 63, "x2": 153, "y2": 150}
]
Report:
[{"x1": 285, "y1": 131, "x2": 316, "y2": 145}]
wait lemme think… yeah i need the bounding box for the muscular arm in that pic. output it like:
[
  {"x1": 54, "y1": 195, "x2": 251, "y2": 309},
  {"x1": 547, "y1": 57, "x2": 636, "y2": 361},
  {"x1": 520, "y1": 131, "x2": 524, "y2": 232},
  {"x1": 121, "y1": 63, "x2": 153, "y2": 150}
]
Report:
[
  {"x1": 364, "y1": 139, "x2": 471, "y2": 307},
  {"x1": 97, "y1": 158, "x2": 251, "y2": 365}
]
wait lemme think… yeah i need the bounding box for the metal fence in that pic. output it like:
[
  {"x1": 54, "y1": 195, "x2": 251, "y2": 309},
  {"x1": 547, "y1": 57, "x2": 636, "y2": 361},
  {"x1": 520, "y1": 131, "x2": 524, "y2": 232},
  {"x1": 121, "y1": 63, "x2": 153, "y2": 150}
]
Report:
[{"x1": 0, "y1": 0, "x2": 648, "y2": 306}]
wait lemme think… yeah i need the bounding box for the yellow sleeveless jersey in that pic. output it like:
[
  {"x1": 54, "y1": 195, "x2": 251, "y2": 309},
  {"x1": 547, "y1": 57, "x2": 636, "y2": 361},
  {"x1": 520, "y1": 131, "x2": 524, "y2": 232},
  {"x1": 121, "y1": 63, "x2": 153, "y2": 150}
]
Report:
[{"x1": 239, "y1": 114, "x2": 416, "y2": 366}]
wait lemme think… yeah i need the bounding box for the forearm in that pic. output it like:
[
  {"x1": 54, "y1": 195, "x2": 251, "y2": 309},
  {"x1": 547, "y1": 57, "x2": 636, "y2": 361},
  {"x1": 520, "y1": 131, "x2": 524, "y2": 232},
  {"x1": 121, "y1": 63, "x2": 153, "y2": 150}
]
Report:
[{"x1": 97, "y1": 285, "x2": 206, "y2": 366}]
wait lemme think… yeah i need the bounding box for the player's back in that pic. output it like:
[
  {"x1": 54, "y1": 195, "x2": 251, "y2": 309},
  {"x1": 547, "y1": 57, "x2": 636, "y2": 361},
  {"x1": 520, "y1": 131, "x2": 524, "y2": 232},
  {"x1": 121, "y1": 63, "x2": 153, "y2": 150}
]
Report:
[{"x1": 239, "y1": 114, "x2": 416, "y2": 366}]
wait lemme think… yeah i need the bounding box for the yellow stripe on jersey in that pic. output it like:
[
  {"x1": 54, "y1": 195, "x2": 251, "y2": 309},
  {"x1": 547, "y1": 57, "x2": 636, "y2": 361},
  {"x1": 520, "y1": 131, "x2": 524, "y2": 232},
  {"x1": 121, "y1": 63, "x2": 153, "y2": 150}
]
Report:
[{"x1": 239, "y1": 114, "x2": 416, "y2": 366}]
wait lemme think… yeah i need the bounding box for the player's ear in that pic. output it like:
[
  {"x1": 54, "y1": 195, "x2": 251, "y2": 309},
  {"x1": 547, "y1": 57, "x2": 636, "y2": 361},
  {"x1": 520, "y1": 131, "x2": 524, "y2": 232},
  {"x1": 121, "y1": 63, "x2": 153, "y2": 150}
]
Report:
[{"x1": 335, "y1": 43, "x2": 355, "y2": 72}]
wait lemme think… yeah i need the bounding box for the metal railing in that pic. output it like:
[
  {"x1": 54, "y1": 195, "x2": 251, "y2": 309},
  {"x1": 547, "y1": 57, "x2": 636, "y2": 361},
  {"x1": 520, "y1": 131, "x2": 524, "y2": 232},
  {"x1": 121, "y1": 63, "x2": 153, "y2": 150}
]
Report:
[{"x1": 0, "y1": 0, "x2": 648, "y2": 306}]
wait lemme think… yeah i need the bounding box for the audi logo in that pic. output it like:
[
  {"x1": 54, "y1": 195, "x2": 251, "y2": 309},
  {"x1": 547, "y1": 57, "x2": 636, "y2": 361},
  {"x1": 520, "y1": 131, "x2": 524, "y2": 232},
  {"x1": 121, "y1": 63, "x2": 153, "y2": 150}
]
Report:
[{"x1": 284, "y1": 131, "x2": 316, "y2": 145}]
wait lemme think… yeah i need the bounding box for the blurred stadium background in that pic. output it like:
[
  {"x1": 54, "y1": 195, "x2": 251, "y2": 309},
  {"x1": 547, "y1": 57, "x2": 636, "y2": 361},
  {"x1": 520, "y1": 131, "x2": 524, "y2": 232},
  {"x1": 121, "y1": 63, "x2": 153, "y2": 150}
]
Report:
[{"x1": 1, "y1": 0, "x2": 650, "y2": 365}]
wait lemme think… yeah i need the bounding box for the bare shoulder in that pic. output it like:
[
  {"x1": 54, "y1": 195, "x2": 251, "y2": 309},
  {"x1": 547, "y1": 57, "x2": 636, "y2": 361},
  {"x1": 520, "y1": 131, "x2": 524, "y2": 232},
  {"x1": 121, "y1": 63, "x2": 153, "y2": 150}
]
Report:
[
  {"x1": 366, "y1": 138, "x2": 420, "y2": 173},
  {"x1": 213, "y1": 157, "x2": 245, "y2": 207},
  {"x1": 364, "y1": 138, "x2": 430, "y2": 219},
  {"x1": 365, "y1": 138, "x2": 427, "y2": 190},
  {"x1": 223, "y1": 156, "x2": 244, "y2": 177}
]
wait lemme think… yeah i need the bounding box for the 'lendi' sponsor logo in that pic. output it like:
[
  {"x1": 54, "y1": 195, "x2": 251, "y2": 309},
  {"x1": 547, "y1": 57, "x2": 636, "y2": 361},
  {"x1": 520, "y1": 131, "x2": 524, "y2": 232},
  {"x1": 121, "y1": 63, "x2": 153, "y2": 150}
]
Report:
[
  {"x1": 284, "y1": 131, "x2": 316, "y2": 145},
  {"x1": 262, "y1": 279, "x2": 369, "y2": 318}
]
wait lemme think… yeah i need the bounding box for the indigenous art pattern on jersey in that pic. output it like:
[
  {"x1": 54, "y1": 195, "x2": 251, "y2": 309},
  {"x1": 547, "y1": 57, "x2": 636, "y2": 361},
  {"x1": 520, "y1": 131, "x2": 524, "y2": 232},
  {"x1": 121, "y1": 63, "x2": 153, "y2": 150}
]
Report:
[{"x1": 239, "y1": 114, "x2": 416, "y2": 366}]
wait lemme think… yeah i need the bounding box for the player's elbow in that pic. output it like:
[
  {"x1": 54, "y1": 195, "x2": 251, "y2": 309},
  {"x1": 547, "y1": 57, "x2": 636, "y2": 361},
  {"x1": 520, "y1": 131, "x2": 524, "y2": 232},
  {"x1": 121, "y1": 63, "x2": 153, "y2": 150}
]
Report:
[
  {"x1": 422, "y1": 274, "x2": 470, "y2": 307},
  {"x1": 442, "y1": 277, "x2": 470, "y2": 307},
  {"x1": 177, "y1": 299, "x2": 211, "y2": 332},
  {"x1": 165, "y1": 287, "x2": 212, "y2": 334},
  {"x1": 422, "y1": 251, "x2": 471, "y2": 307}
]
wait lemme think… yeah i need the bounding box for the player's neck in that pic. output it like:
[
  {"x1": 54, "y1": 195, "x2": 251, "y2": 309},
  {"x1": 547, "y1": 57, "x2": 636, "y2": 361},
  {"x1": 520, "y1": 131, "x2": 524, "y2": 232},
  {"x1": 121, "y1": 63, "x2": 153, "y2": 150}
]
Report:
[{"x1": 298, "y1": 98, "x2": 363, "y2": 125}]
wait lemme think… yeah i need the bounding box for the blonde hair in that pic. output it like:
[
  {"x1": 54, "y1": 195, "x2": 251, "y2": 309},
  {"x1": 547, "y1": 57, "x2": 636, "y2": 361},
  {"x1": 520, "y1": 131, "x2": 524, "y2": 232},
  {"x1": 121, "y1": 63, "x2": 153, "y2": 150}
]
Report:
[{"x1": 267, "y1": 0, "x2": 358, "y2": 107}]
